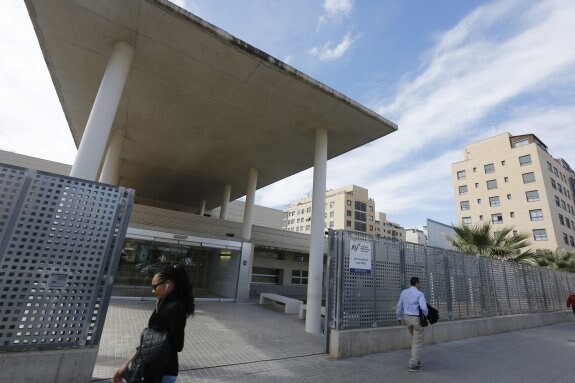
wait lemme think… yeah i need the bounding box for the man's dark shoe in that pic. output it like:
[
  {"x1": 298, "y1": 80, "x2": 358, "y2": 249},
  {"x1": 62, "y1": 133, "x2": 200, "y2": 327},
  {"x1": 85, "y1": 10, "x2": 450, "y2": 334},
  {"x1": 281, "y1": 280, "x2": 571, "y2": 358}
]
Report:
[{"x1": 409, "y1": 365, "x2": 422, "y2": 372}]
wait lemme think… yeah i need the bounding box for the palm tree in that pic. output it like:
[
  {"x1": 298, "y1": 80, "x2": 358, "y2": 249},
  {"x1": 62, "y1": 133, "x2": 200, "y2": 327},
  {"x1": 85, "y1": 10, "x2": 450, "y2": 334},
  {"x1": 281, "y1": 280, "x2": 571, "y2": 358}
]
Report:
[
  {"x1": 518, "y1": 248, "x2": 575, "y2": 272},
  {"x1": 448, "y1": 222, "x2": 533, "y2": 260}
]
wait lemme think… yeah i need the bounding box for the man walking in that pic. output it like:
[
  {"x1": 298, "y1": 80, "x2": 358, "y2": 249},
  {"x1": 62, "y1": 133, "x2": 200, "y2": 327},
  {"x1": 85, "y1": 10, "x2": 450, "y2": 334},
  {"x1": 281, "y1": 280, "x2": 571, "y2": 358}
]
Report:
[
  {"x1": 567, "y1": 290, "x2": 575, "y2": 316},
  {"x1": 396, "y1": 277, "x2": 428, "y2": 372}
]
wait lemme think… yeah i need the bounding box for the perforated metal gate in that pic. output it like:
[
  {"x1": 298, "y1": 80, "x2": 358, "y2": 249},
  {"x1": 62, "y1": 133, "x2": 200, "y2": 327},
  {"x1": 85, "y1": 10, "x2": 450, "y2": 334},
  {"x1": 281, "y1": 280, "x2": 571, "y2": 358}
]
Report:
[
  {"x1": 326, "y1": 230, "x2": 575, "y2": 331},
  {"x1": 0, "y1": 164, "x2": 133, "y2": 350}
]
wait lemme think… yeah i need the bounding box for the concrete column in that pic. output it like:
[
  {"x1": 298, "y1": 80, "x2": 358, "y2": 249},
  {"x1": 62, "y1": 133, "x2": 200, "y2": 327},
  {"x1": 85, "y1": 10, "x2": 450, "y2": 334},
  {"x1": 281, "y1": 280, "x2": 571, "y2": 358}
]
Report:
[
  {"x1": 242, "y1": 168, "x2": 258, "y2": 240},
  {"x1": 99, "y1": 130, "x2": 124, "y2": 185},
  {"x1": 236, "y1": 242, "x2": 254, "y2": 302},
  {"x1": 199, "y1": 200, "x2": 206, "y2": 216},
  {"x1": 220, "y1": 184, "x2": 231, "y2": 220},
  {"x1": 70, "y1": 41, "x2": 135, "y2": 180},
  {"x1": 306, "y1": 128, "x2": 327, "y2": 334}
]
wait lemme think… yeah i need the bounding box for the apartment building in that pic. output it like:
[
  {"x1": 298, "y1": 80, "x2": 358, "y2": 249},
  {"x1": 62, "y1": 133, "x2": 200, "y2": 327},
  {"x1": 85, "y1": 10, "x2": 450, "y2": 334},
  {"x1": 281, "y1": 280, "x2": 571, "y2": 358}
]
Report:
[
  {"x1": 283, "y1": 185, "x2": 405, "y2": 240},
  {"x1": 452, "y1": 133, "x2": 575, "y2": 251},
  {"x1": 406, "y1": 228, "x2": 427, "y2": 245}
]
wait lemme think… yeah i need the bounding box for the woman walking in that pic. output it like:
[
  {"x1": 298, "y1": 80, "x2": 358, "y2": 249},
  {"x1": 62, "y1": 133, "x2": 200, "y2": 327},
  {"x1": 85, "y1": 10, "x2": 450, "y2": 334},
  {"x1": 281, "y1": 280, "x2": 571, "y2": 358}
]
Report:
[{"x1": 113, "y1": 264, "x2": 195, "y2": 383}]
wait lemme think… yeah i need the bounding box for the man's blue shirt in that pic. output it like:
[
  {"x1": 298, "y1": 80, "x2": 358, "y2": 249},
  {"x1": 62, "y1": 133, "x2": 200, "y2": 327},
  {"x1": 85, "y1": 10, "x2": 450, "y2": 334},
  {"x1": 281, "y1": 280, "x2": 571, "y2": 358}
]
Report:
[{"x1": 396, "y1": 286, "x2": 428, "y2": 320}]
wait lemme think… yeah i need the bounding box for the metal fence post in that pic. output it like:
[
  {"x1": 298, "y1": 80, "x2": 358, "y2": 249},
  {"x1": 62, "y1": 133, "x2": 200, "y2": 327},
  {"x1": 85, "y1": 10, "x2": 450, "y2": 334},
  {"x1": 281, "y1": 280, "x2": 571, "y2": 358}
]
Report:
[
  {"x1": 443, "y1": 250, "x2": 453, "y2": 321},
  {"x1": 477, "y1": 256, "x2": 486, "y2": 317},
  {"x1": 538, "y1": 268, "x2": 549, "y2": 312},
  {"x1": 521, "y1": 264, "x2": 532, "y2": 313}
]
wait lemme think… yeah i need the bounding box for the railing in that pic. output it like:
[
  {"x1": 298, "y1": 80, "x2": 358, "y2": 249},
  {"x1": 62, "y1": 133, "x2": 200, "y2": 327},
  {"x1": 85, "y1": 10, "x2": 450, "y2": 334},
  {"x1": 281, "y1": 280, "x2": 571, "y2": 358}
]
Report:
[
  {"x1": 0, "y1": 164, "x2": 133, "y2": 350},
  {"x1": 326, "y1": 230, "x2": 575, "y2": 330}
]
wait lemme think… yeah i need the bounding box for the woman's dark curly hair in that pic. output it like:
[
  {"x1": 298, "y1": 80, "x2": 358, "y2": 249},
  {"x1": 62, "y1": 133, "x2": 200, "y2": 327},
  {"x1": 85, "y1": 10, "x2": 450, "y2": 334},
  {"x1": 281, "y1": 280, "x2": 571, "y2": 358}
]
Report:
[{"x1": 156, "y1": 264, "x2": 195, "y2": 316}]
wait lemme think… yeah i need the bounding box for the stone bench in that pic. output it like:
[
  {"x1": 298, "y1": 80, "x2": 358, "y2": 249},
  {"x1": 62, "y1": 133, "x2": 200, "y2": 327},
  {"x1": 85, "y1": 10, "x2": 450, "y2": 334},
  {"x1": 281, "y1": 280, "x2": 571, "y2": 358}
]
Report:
[
  {"x1": 259, "y1": 293, "x2": 303, "y2": 314},
  {"x1": 298, "y1": 304, "x2": 326, "y2": 320}
]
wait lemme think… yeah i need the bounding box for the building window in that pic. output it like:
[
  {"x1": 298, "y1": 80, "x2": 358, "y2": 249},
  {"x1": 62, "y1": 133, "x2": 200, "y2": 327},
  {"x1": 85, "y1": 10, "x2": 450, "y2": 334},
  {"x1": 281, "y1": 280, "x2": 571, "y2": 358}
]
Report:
[
  {"x1": 570, "y1": 236, "x2": 575, "y2": 247},
  {"x1": 329, "y1": 221, "x2": 334, "y2": 228},
  {"x1": 346, "y1": 220, "x2": 351, "y2": 227},
  {"x1": 510, "y1": 212, "x2": 515, "y2": 218},
  {"x1": 368, "y1": 215, "x2": 374, "y2": 222},
  {"x1": 513, "y1": 138, "x2": 529, "y2": 147},
  {"x1": 477, "y1": 198, "x2": 481, "y2": 204},
  {"x1": 369, "y1": 225, "x2": 373, "y2": 231},
  {"x1": 554, "y1": 167, "x2": 558, "y2": 176},
  {"x1": 526, "y1": 190, "x2": 539, "y2": 202},
  {"x1": 307, "y1": 207, "x2": 311, "y2": 213},
  {"x1": 558, "y1": 184, "x2": 563, "y2": 194},
  {"x1": 501, "y1": 160, "x2": 506, "y2": 166},
  {"x1": 564, "y1": 233, "x2": 569, "y2": 245},
  {"x1": 562, "y1": 200, "x2": 567, "y2": 210},
  {"x1": 252, "y1": 267, "x2": 280, "y2": 284},
  {"x1": 551, "y1": 179, "x2": 556, "y2": 189},
  {"x1": 330, "y1": 211, "x2": 334, "y2": 218},
  {"x1": 533, "y1": 229, "x2": 547, "y2": 241},
  {"x1": 346, "y1": 200, "x2": 352, "y2": 206},
  {"x1": 462, "y1": 217, "x2": 472, "y2": 225},
  {"x1": 522, "y1": 172, "x2": 535, "y2": 183},
  {"x1": 355, "y1": 211, "x2": 367, "y2": 221},
  {"x1": 329, "y1": 201, "x2": 335, "y2": 208},
  {"x1": 555, "y1": 196, "x2": 560, "y2": 207},
  {"x1": 479, "y1": 215, "x2": 483, "y2": 221},
  {"x1": 547, "y1": 161, "x2": 552, "y2": 171},
  {"x1": 459, "y1": 185, "x2": 468, "y2": 194},
  {"x1": 354, "y1": 222, "x2": 366, "y2": 232},
  {"x1": 346, "y1": 210, "x2": 352, "y2": 217},
  {"x1": 489, "y1": 196, "x2": 500, "y2": 207},
  {"x1": 529, "y1": 209, "x2": 543, "y2": 221},
  {"x1": 475, "y1": 182, "x2": 479, "y2": 188},
  {"x1": 484, "y1": 163, "x2": 495, "y2": 174},
  {"x1": 491, "y1": 213, "x2": 503, "y2": 224},
  {"x1": 291, "y1": 270, "x2": 308, "y2": 285},
  {"x1": 369, "y1": 206, "x2": 374, "y2": 212},
  {"x1": 566, "y1": 219, "x2": 572, "y2": 229},
  {"x1": 519, "y1": 154, "x2": 532, "y2": 166},
  {"x1": 305, "y1": 225, "x2": 310, "y2": 230},
  {"x1": 473, "y1": 167, "x2": 477, "y2": 172},
  {"x1": 487, "y1": 179, "x2": 497, "y2": 189},
  {"x1": 457, "y1": 170, "x2": 466, "y2": 180},
  {"x1": 559, "y1": 214, "x2": 564, "y2": 225},
  {"x1": 460, "y1": 201, "x2": 470, "y2": 210},
  {"x1": 507, "y1": 194, "x2": 511, "y2": 200},
  {"x1": 504, "y1": 176, "x2": 509, "y2": 183}
]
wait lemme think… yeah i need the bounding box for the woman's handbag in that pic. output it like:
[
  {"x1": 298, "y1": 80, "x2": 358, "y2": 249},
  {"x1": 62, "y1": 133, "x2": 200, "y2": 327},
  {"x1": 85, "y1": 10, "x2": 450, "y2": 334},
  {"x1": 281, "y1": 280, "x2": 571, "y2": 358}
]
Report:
[{"x1": 123, "y1": 328, "x2": 171, "y2": 383}]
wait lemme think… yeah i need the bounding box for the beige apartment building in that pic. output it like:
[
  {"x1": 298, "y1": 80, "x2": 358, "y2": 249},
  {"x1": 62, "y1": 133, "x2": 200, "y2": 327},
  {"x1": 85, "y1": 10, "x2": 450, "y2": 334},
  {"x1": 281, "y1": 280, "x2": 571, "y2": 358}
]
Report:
[
  {"x1": 283, "y1": 185, "x2": 406, "y2": 240},
  {"x1": 452, "y1": 133, "x2": 575, "y2": 252}
]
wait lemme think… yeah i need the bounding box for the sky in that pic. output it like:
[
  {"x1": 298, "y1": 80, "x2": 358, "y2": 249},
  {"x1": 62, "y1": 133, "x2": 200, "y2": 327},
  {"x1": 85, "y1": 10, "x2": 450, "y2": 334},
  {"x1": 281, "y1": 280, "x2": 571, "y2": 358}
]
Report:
[{"x1": 1, "y1": 0, "x2": 574, "y2": 229}]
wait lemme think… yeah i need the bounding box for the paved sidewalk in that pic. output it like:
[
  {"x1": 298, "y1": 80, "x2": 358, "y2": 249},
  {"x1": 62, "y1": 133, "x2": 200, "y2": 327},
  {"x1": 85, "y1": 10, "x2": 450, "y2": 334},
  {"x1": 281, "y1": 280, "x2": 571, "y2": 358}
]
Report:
[{"x1": 92, "y1": 300, "x2": 575, "y2": 382}]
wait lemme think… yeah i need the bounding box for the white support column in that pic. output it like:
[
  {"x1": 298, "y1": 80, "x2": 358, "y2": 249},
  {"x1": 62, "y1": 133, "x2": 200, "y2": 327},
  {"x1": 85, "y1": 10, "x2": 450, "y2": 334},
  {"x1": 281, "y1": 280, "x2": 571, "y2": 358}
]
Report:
[
  {"x1": 70, "y1": 41, "x2": 135, "y2": 180},
  {"x1": 199, "y1": 200, "x2": 206, "y2": 216},
  {"x1": 306, "y1": 128, "x2": 328, "y2": 334},
  {"x1": 220, "y1": 184, "x2": 231, "y2": 220},
  {"x1": 242, "y1": 168, "x2": 258, "y2": 240},
  {"x1": 99, "y1": 130, "x2": 124, "y2": 185}
]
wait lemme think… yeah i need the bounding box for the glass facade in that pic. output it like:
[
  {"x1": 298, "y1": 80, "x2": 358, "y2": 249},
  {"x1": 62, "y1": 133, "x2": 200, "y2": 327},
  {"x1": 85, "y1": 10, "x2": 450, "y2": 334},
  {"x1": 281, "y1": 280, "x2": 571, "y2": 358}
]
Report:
[{"x1": 113, "y1": 237, "x2": 241, "y2": 300}]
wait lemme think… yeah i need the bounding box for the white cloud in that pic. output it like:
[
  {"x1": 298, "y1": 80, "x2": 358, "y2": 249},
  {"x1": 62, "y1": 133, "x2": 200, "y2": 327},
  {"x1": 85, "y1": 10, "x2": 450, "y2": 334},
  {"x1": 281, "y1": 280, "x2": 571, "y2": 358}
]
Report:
[
  {"x1": 323, "y1": 0, "x2": 354, "y2": 18},
  {"x1": 309, "y1": 32, "x2": 359, "y2": 61},
  {"x1": 318, "y1": 0, "x2": 354, "y2": 30}
]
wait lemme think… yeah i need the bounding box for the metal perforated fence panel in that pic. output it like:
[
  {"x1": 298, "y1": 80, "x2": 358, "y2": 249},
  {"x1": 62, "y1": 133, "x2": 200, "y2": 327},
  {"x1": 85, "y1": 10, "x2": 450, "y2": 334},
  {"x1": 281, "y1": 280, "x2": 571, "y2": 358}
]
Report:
[
  {"x1": 328, "y1": 230, "x2": 575, "y2": 330},
  {"x1": 0, "y1": 164, "x2": 133, "y2": 350}
]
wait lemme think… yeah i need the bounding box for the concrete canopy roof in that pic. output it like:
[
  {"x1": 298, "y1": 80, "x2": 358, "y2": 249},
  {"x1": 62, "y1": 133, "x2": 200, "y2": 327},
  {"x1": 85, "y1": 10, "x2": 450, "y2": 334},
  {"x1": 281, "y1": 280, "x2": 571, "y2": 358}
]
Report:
[{"x1": 25, "y1": 0, "x2": 397, "y2": 210}]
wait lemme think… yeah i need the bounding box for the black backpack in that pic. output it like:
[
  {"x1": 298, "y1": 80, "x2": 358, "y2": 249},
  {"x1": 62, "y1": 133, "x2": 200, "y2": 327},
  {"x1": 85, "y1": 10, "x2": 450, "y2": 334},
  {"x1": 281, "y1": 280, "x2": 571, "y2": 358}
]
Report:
[{"x1": 426, "y1": 303, "x2": 439, "y2": 324}]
